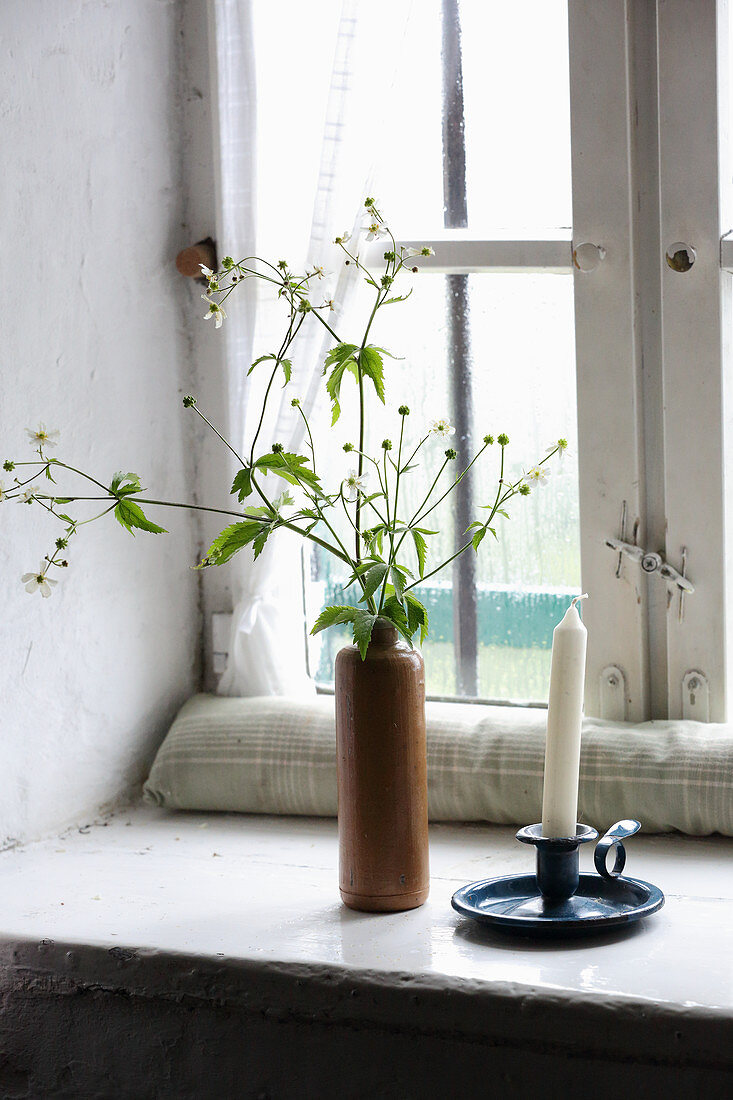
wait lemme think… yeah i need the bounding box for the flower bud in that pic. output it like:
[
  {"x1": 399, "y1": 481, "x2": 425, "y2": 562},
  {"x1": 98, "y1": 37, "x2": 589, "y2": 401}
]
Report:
[
  {"x1": 445, "y1": 448, "x2": 457, "y2": 460},
  {"x1": 483, "y1": 434, "x2": 494, "y2": 445},
  {"x1": 398, "y1": 405, "x2": 410, "y2": 416},
  {"x1": 497, "y1": 433, "x2": 509, "y2": 446},
  {"x1": 343, "y1": 443, "x2": 354, "y2": 452},
  {"x1": 381, "y1": 439, "x2": 393, "y2": 451},
  {"x1": 3, "y1": 460, "x2": 15, "y2": 471},
  {"x1": 272, "y1": 442, "x2": 284, "y2": 454},
  {"x1": 182, "y1": 395, "x2": 196, "y2": 408},
  {"x1": 519, "y1": 483, "x2": 531, "y2": 496},
  {"x1": 291, "y1": 397, "x2": 301, "y2": 407}
]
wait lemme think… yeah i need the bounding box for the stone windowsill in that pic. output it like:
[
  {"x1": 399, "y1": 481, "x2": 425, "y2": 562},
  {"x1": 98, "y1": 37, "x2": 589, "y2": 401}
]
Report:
[{"x1": 1, "y1": 806, "x2": 731, "y2": 1092}]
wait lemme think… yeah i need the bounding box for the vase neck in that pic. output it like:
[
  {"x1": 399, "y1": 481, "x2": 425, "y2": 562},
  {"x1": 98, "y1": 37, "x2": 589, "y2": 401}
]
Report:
[{"x1": 370, "y1": 619, "x2": 399, "y2": 647}]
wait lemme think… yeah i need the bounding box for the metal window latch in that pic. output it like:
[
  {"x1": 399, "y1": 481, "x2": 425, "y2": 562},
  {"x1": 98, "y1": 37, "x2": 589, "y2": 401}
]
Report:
[{"x1": 605, "y1": 538, "x2": 695, "y2": 594}]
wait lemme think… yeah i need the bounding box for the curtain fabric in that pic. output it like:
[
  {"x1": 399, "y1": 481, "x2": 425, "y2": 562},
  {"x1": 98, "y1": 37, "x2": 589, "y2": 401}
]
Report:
[{"x1": 212, "y1": 0, "x2": 366, "y2": 697}]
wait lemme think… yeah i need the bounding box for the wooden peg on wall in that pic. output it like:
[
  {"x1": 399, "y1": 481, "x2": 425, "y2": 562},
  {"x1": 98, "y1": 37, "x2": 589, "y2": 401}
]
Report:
[{"x1": 175, "y1": 237, "x2": 217, "y2": 280}]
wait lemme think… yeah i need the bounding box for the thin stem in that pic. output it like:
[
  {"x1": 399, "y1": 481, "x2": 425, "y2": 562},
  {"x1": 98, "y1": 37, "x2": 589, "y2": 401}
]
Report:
[{"x1": 191, "y1": 405, "x2": 247, "y2": 468}]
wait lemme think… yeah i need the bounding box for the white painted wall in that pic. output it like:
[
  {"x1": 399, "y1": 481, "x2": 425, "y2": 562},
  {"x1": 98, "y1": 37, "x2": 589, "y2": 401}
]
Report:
[{"x1": 0, "y1": 0, "x2": 210, "y2": 844}]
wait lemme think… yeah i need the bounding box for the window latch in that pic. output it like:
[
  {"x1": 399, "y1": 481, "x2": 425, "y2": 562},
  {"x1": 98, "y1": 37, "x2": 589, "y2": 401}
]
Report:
[{"x1": 605, "y1": 538, "x2": 694, "y2": 594}]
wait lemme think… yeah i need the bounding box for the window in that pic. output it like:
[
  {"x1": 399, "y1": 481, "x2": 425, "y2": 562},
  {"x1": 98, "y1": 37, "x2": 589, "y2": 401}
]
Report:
[
  {"x1": 256, "y1": 1, "x2": 733, "y2": 722},
  {"x1": 306, "y1": 1, "x2": 581, "y2": 705}
]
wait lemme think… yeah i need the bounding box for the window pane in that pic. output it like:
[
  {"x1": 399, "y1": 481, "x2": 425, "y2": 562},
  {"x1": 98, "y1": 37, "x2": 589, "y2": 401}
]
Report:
[
  {"x1": 306, "y1": 272, "x2": 580, "y2": 702},
  {"x1": 377, "y1": 0, "x2": 572, "y2": 233}
]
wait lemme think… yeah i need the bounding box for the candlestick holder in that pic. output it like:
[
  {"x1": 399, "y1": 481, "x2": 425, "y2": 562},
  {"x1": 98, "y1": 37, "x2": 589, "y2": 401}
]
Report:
[{"x1": 451, "y1": 819, "x2": 664, "y2": 936}]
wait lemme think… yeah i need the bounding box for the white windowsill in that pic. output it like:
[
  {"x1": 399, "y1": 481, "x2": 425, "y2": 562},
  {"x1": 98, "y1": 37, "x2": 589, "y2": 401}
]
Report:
[{"x1": 1, "y1": 806, "x2": 731, "y2": 1073}]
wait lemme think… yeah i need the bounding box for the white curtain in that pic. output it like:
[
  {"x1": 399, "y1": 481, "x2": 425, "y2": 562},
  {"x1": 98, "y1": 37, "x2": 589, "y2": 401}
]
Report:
[{"x1": 211, "y1": 0, "x2": 373, "y2": 696}]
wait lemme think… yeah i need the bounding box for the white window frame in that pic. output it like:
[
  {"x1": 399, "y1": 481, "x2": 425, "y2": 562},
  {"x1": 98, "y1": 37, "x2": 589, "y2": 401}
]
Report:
[{"x1": 362, "y1": 0, "x2": 733, "y2": 723}]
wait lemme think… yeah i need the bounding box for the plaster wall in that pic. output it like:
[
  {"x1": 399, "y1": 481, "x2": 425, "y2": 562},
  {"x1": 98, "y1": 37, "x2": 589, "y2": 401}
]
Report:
[{"x1": 0, "y1": 0, "x2": 210, "y2": 844}]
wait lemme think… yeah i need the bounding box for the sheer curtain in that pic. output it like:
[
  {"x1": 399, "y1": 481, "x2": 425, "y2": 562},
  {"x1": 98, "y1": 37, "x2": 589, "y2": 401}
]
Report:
[{"x1": 211, "y1": 0, "x2": 382, "y2": 696}]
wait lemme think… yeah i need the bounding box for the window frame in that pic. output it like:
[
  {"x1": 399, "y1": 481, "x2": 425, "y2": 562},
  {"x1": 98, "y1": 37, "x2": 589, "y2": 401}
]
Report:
[{"x1": 359, "y1": 0, "x2": 733, "y2": 723}]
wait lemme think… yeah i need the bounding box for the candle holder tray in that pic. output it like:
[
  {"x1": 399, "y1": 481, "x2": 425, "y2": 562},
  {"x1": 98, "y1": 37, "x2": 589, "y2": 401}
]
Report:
[{"x1": 451, "y1": 819, "x2": 664, "y2": 937}]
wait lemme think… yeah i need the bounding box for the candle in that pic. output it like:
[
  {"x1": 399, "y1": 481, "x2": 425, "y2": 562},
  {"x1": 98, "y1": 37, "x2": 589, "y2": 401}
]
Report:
[{"x1": 541, "y1": 594, "x2": 588, "y2": 838}]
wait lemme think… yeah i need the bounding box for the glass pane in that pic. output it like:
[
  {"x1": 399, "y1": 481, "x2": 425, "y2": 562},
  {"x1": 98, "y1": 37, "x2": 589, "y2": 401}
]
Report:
[
  {"x1": 377, "y1": 0, "x2": 572, "y2": 233},
  {"x1": 305, "y1": 272, "x2": 580, "y2": 702}
]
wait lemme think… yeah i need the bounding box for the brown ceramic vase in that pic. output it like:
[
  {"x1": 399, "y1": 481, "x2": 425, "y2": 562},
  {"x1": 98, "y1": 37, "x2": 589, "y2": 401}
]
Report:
[{"x1": 334, "y1": 618, "x2": 429, "y2": 912}]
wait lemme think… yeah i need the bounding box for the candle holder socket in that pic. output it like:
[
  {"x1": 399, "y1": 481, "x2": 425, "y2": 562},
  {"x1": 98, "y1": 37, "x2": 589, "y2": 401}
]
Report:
[{"x1": 516, "y1": 823, "x2": 598, "y2": 900}]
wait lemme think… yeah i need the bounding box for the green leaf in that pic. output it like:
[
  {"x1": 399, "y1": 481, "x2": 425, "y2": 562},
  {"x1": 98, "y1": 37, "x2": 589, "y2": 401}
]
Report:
[
  {"x1": 353, "y1": 610, "x2": 378, "y2": 660},
  {"x1": 252, "y1": 524, "x2": 272, "y2": 560},
  {"x1": 114, "y1": 499, "x2": 167, "y2": 536},
  {"x1": 357, "y1": 346, "x2": 385, "y2": 404},
  {"x1": 380, "y1": 596, "x2": 412, "y2": 644},
  {"x1": 405, "y1": 594, "x2": 429, "y2": 646},
  {"x1": 254, "y1": 452, "x2": 321, "y2": 490},
  {"x1": 359, "y1": 562, "x2": 389, "y2": 602},
  {"x1": 231, "y1": 467, "x2": 253, "y2": 501},
  {"x1": 324, "y1": 344, "x2": 360, "y2": 425},
  {"x1": 382, "y1": 289, "x2": 413, "y2": 306},
  {"x1": 199, "y1": 520, "x2": 264, "y2": 566},
  {"x1": 248, "y1": 353, "x2": 292, "y2": 383},
  {"x1": 310, "y1": 605, "x2": 358, "y2": 635},
  {"x1": 411, "y1": 529, "x2": 428, "y2": 577},
  {"x1": 471, "y1": 526, "x2": 487, "y2": 552},
  {"x1": 390, "y1": 564, "x2": 413, "y2": 601},
  {"x1": 109, "y1": 471, "x2": 142, "y2": 497}
]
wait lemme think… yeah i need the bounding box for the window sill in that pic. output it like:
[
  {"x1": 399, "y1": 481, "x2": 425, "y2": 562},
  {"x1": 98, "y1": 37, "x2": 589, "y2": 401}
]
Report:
[{"x1": 1, "y1": 807, "x2": 731, "y2": 1092}]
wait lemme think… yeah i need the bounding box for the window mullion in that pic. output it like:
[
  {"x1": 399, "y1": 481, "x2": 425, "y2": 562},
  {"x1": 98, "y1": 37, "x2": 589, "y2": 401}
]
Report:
[
  {"x1": 656, "y1": 0, "x2": 731, "y2": 720},
  {"x1": 568, "y1": 0, "x2": 649, "y2": 720}
]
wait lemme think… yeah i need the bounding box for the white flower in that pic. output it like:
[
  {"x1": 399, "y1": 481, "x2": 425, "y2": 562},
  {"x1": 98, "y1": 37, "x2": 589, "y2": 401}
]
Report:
[
  {"x1": 525, "y1": 466, "x2": 551, "y2": 486},
  {"x1": 16, "y1": 484, "x2": 40, "y2": 503},
  {"x1": 199, "y1": 264, "x2": 215, "y2": 280},
  {"x1": 429, "y1": 417, "x2": 456, "y2": 439},
  {"x1": 402, "y1": 246, "x2": 435, "y2": 259},
  {"x1": 365, "y1": 221, "x2": 390, "y2": 242},
  {"x1": 25, "y1": 423, "x2": 59, "y2": 449},
  {"x1": 21, "y1": 562, "x2": 57, "y2": 598},
  {"x1": 343, "y1": 469, "x2": 369, "y2": 501},
  {"x1": 0, "y1": 481, "x2": 8, "y2": 502},
  {"x1": 311, "y1": 265, "x2": 326, "y2": 280},
  {"x1": 202, "y1": 295, "x2": 227, "y2": 328},
  {"x1": 546, "y1": 438, "x2": 569, "y2": 459},
  {"x1": 334, "y1": 231, "x2": 351, "y2": 245},
  {"x1": 323, "y1": 299, "x2": 340, "y2": 313}
]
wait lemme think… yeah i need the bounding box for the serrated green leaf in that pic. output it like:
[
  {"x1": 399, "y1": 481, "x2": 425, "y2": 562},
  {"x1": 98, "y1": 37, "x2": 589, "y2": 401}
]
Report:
[
  {"x1": 231, "y1": 467, "x2": 253, "y2": 501},
  {"x1": 405, "y1": 593, "x2": 429, "y2": 646},
  {"x1": 380, "y1": 596, "x2": 412, "y2": 644},
  {"x1": 357, "y1": 346, "x2": 385, "y2": 404},
  {"x1": 411, "y1": 529, "x2": 428, "y2": 577},
  {"x1": 109, "y1": 471, "x2": 142, "y2": 497},
  {"x1": 254, "y1": 452, "x2": 320, "y2": 490},
  {"x1": 198, "y1": 520, "x2": 264, "y2": 566},
  {"x1": 114, "y1": 499, "x2": 167, "y2": 536},
  {"x1": 359, "y1": 562, "x2": 389, "y2": 602},
  {"x1": 382, "y1": 288, "x2": 414, "y2": 306},
  {"x1": 252, "y1": 524, "x2": 272, "y2": 560},
  {"x1": 310, "y1": 605, "x2": 358, "y2": 635},
  {"x1": 248, "y1": 354, "x2": 292, "y2": 383},
  {"x1": 471, "y1": 526, "x2": 487, "y2": 552},
  {"x1": 353, "y1": 610, "x2": 378, "y2": 660}
]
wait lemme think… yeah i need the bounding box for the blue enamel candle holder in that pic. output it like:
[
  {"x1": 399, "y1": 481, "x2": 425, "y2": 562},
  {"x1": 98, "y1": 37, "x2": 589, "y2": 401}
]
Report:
[{"x1": 451, "y1": 819, "x2": 665, "y2": 936}]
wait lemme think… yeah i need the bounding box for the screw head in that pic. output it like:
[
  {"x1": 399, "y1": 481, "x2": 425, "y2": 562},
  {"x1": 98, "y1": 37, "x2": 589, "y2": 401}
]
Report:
[{"x1": 641, "y1": 552, "x2": 662, "y2": 573}]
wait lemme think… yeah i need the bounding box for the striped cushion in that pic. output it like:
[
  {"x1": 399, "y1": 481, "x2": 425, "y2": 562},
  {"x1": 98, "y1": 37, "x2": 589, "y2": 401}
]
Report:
[{"x1": 143, "y1": 694, "x2": 733, "y2": 835}]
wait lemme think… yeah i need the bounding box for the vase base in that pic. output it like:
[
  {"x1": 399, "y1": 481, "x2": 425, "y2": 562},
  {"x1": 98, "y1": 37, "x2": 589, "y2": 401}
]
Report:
[{"x1": 339, "y1": 887, "x2": 430, "y2": 913}]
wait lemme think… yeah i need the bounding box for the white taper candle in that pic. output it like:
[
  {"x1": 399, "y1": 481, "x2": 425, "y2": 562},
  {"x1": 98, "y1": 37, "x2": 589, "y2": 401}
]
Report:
[{"x1": 541, "y1": 594, "x2": 588, "y2": 838}]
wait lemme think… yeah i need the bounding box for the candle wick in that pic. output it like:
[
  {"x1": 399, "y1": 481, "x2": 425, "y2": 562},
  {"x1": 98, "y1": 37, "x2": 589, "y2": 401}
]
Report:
[{"x1": 571, "y1": 593, "x2": 589, "y2": 609}]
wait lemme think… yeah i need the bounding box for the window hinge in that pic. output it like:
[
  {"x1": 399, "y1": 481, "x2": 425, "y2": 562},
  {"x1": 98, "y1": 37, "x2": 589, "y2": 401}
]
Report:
[
  {"x1": 682, "y1": 670, "x2": 709, "y2": 722},
  {"x1": 599, "y1": 664, "x2": 628, "y2": 721},
  {"x1": 605, "y1": 538, "x2": 694, "y2": 595}
]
